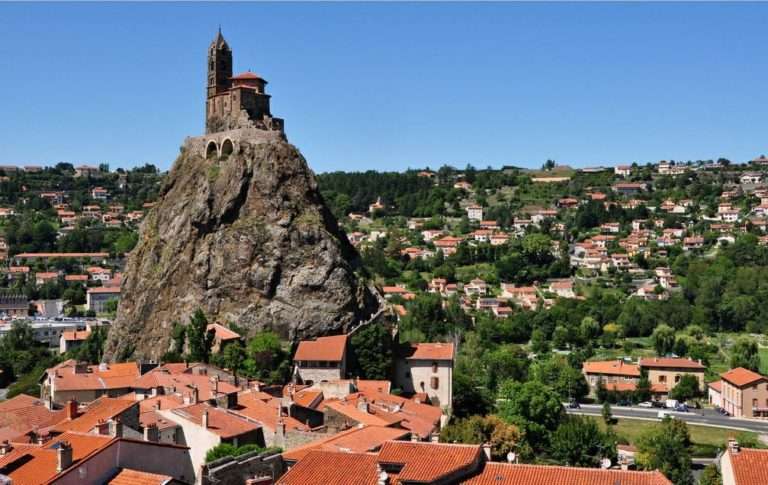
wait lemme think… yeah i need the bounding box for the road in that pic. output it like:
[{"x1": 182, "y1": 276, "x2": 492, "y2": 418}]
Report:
[{"x1": 566, "y1": 404, "x2": 768, "y2": 434}]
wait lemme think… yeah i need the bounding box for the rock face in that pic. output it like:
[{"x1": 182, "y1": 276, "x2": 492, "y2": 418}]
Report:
[{"x1": 103, "y1": 129, "x2": 380, "y2": 361}]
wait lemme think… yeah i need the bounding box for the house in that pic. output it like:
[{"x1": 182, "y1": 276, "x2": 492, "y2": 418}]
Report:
[
  {"x1": 466, "y1": 205, "x2": 483, "y2": 221},
  {"x1": 740, "y1": 172, "x2": 763, "y2": 185},
  {"x1": 91, "y1": 187, "x2": 109, "y2": 200},
  {"x1": 683, "y1": 236, "x2": 704, "y2": 250},
  {"x1": 86, "y1": 266, "x2": 112, "y2": 282},
  {"x1": 74, "y1": 165, "x2": 100, "y2": 177},
  {"x1": 293, "y1": 334, "x2": 349, "y2": 385},
  {"x1": 601, "y1": 222, "x2": 620, "y2": 234},
  {"x1": 719, "y1": 367, "x2": 768, "y2": 418},
  {"x1": 278, "y1": 441, "x2": 672, "y2": 485},
  {"x1": 0, "y1": 394, "x2": 67, "y2": 443},
  {"x1": 433, "y1": 236, "x2": 463, "y2": 256},
  {"x1": 282, "y1": 425, "x2": 410, "y2": 465},
  {"x1": 547, "y1": 279, "x2": 575, "y2": 298},
  {"x1": 41, "y1": 360, "x2": 141, "y2": 404},
  {"x1": 0, "y1": 292, "x2": 29, "y2": 317},
  {"x1": 612, "y1": 182, "x2": 647, "y2": 196},
  {"x1": 0, "y1": 430, "x2": 194, "y2": 485},
  {"x1": 720, "y1": 441, "x2": 768, "y2": 485},
  {"x1": 614, "y1": 165, "x2": 632, "y2": 177},
  {"x1": 368, "y1": 197, "x2": 384, "y2": 215},
  {"x1": 394, "y1": 342, "x2": 454, "y2": 410},
  {"x1": 708, "y1": 380, "x2": 723, "y2": 408},
  {"x1": 582, "y1": 360, "x2": 641, "y2": 396},
  {"x1": 206, "y1": 322, "x2": 241, "y2": 353},
  {"x1": 59, "y1": 329, "x2": 91, "y2": 354},
  {"x1": 464, "y1": 278, "x2": 488, "y2": 296},
  {"x1": 638, "y1": 357, "x2": 706, "y2": 398},
  {"x1": 557, "y1": 197, "x2": 579, "y2": 208},
  {"x1": 50, "y1": 397, "x2": 141, "y2": 439},
  {"x1": 86, "y1": 286, "x2": 121, "y2": 313},
  {"x1": 35, "y1": 271, "x2": 59, "y2": 286},
  {"x1": 160, "y1": 402, "x2": 264, "y2": 479},
  {"x1": 453, "y1": 181, "x2": 472, "y2": 191}
]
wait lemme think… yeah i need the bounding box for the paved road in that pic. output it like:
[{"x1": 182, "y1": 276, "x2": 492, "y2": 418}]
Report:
[{"x1": 566, "y1": 404, "x2": 768, "y2": 434}]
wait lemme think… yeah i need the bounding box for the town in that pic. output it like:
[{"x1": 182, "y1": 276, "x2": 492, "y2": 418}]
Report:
[{"x1": 3, "y1": 10, "x2": 768, "y2": 485}]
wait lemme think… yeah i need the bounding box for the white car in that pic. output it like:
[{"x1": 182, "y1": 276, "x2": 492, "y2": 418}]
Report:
[{"x1": 638, "y1": 401, "x2": 653, "y2": 408}]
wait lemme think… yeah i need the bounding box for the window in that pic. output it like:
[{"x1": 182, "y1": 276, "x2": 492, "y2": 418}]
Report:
[
  {"x1": 432, "y1": 362, "x2": 438, "y2": 373},
  {"x1": 753, "y1": 399, "x2": 758, "y2": 408},
  {"x1": 675, "y1": 375, "x2": 681, "y2": 383},
  {"x1": 431, "y1": 377, "x2": 439, "y2": 390},
  {"x1": 659, "y1": 375, "x2": 667, "y2": 383}
]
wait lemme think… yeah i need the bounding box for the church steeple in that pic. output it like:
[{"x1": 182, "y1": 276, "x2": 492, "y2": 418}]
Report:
[{"x1": 207, "y1": 29, "x2": 232, "y2": 98}]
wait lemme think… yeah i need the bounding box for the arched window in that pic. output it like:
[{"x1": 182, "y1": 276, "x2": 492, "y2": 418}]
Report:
[
  {"x1": 205, "y1": 141, "x2": 218, "y2": 159},
  {"x1": 220, "y1": 139, "x2": 234, "y2": 158}
]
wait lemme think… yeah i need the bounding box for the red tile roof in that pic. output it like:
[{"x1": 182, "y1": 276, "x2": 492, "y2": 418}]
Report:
[
  {"x1": 277, "y1": 450, "x2": 379, "y2": 485},
  {"x1": 48, "y1": 361, "x2": 140, "y2": 392},
  {"x1": 377, "y1": 441, "x2": 482, "y2": 483},
  {"x1": 131, "y1": 366, "x2": 239, "y2": 401},
  {"x1": 52, "y1": 397, "x2": 137, "y2": 433},
  {"x1": 461, "y1": 462, "x2": 672, "y2": 485},
  {"x1": 294, "y1": 334, "x2": 348, "y2": 362},
  {"x1": 726, "y1": 447, "x2": 768, "y2": 485},
  {"x1": 639, "y1": 357, "x2": 705, "y2": 370},
  {"x1": 708, "y1": 380, "x2": 723, "y2": 392},
  {"x1": 407, "y1": 342, "x2": 455, "y2": 361},
  {"x1": 0, "y1": 394, "x2": 66, "y2": 442},
  {"x1": 282, "y1": 425, "x2": 410, "y2": 462},
  {"x1": 582, "y1": 360, "x2": 641, "y2": 377},
  {"x1": 171, "y1": 403, "x2": 260, "y2": 439},
  {"x1": 207, "y1": 323, "x2": 241, "y2": 341},
  {"x1": 231, "y1": 71, "x2": 263, "y2": 80},
  {"x1": 232, "y1": 390, "x2": 308, "y2": 433},
  {"x1": 108, "y1": 468, "x2": 173, "y2": 485},
  {"x1": 721, "y1": 367, "x2": 766, "y2": 388}
]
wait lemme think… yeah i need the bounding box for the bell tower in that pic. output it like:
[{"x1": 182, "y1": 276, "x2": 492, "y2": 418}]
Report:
[{"x1": 207, "y1": 28, "x2": 232, "y2": 98}]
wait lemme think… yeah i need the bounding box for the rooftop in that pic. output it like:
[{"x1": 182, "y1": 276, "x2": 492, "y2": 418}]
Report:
[
  {"x1": 406, "y1": 342, "x2": 455, "y2": 361},
  {"x1": 294, "y1": 334, "x2": 348, "y2": 362},
  {"x1": 461, "y1": 462, "x2": 672, "y2": 485},
  {"x1": 721, "y1": 367, "x2": 766, "y2": 388},
  {"x1": 638, "y1": 357, "x2": 706, "y2": 370},
  {"x1": 582, "y1": 360, "x2": 641, "y2": 377}
]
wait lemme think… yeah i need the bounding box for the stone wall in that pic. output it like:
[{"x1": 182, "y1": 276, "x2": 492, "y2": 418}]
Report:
[{"x1": 201, "y1": 450, "x2": 284, "y2": 485}]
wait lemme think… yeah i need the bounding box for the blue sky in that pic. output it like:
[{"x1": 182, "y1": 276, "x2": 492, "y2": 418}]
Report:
[{"x1": 1, "y1": 2, "x2": 767, "y2": 172}]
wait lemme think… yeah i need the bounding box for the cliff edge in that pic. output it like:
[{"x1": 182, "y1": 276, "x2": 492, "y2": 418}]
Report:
[{"x1": 103, "y1": 130, "x2": 380, "y2": 361}]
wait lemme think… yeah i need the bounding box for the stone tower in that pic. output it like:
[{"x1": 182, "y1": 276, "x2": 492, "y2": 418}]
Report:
[
  {"x1": 207, "y1": 28, "x2": 232, "y2": 98},
  {"x1": 204, "y1": 30, "x2": 283, "y2": 135}
]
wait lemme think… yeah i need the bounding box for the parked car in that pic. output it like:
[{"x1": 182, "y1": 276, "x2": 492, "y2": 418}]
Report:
[
  {"x1": 638, "y1": 401, "x2": 653, "y2": 408},
  {"x1": 675, "y1": 403, "x2": 689, "y2": 412},
  {"x1": 567, "y1": 399, "x2": 580, "y2": 409},
  {"x1": 651, "y1": 401, "x2": 665, "y2": 408}
]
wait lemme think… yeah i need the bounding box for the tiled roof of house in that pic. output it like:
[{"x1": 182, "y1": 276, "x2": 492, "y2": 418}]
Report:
[
  {"x1": 232, "y1": 389, "x2": 308, "y2": 433},
  {"x1": 277, "y1": 450, "x2": 379, "y2": 485},
  {"x1": 48, "y1": 361, "x2": 140, "y2": 392},
  {"x1": 322, "y1": 399, "x2": 402, "y2": 427},
  {"x1": 406, "y1": 342, "x2": 455, "y2": 361},
  {"x1": 0, "y1": 394, "x2": 66, "y2": 442},
  {"x1": 721, "y1": 367, "x2": 766, "y2": 388},
  {"x1": 88, "y1": 286, "x2": 121, "y2": 294},
  {"x1": 61, "y1": 329, "x2": 91, "y2": 342},
  {"x1": 377, "y1": 441, "x2": 482, "y2": 483},
  {"x1": 0, "y1": 432, "x2": 113, "y2": 485},
  {"x1": 582, "y1": 360, "x2": 641, "y2": 377},
  {"x1": 282, "y1": 425, "x2": 410, "y2": 462},
  {"x1": 708, "y1": 380, "x2": 723, "y2": 392},
  {"x1": 639, "y1": 357, "x2": 706, "y2": 370},
  {"x1": 461, "y1": 462, "x2": 672, "y2": 485},
  {"x1": 355, "y1": 380, "x2": 391, "y2": 395},
  {"x1": 294, "y1": 334, "x2": 348, "y2": 362},
  {"x1": 171, "y1": 403, "x2": 260, "y2": 439},
  {"x1": 52, "y1": 397, "x2": 137, "y2": 433},
  {"x1": 108, "y1": 468, "x2": 173, "y2": 485},
  {"x1": 726, "y1": 447, "x2": 768, "y2": 485},
  {"x1": 131, "y1": 367, "x2": 239, "y2": 401},
  {"x1": 206, "y1": 323, "x2": 241, "y2": 341}
]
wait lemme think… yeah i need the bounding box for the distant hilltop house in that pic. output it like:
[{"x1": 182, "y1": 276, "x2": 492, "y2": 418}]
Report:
[{"x1": 205, "y1": 29, "x2": 284, "y2": 135}]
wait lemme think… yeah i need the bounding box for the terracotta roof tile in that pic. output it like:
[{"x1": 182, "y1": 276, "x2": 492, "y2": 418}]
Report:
[
  {"x1": 47, "y1": 361, "x2": 140, "y2": 392},
  {"x1": 721, "y1": 367, "x2": 767, "y2": 388},
  {"x1": 52, "y1": 397, "x2": 137, "y2": 433},
  {"x1": 282, "y1": 425, "x2": 410, "y2": 462},
  {"x1": 639, "y1": 357, "x2": 705, "y2": 370},
  {"x1": 171, "y1": 403, "x2": 260, "y2": 439},
  {"x1": 406, "y1": 342, "x2": 455, "y2": 361},
  {"x1": 277, "y1": 450, "x2": 379, "y2": 485},
  {"x1": 461, "y1": 462, "x2": 672, "y2": 485},
  {"x1": 377, "y1": 441, "x2": 482, "y2": 483},
  {"x1": 582, "y1": 360, "x2": 641, "y2": 377},
  {"x1": 207, "y1": 323, "x2": 241, "y2": 341},
  {"x1": 727, "y1": 447, "x2": 768, "y2": 485},
  {"x1": 232, "y1": 390, "x2": 308, "y2": 433},
  {"x1": 108, "y1": 468, "x2": 173, "y2": 485},
  {"x1": 294, "y1": 334, "x2": 348, "y2": 362}
]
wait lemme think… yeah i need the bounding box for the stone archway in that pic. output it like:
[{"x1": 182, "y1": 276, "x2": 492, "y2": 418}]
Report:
[
  {"x1": 220, "y1": 139, "x2": 234, "y2": 158},
  {"x1": 205, "y1": 141, "x2": 218, "y2": 159}
]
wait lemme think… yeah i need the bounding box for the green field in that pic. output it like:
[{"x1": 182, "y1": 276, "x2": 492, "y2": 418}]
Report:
[{"x1": 588, "y1": 417, "x2": 760, "y2": 457}]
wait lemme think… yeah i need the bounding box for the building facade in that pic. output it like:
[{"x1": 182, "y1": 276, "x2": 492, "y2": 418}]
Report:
[
  {"x1": 394, "y1": 343, "x2": 454, "y2": 410},
  {"x1": 720, "y1": 367, "x2": 768, "y2": 418},
  {"x1": 205, "y1": 30, "x2": 284, "y2": 135}
]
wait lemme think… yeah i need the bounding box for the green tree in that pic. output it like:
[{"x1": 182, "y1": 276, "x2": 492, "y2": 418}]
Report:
[
  {"x1": 452, "y1": 369, "x2": 492, "y2": 418},
  {"x1": 440, "y1": 415, "x2": 520, "y2": 460},
  {"x1": 550, "y1": 416, "x2": 616, "y2": 467},
  {"x1": 669, "y1": 374, "x2": 701, "y2": 402},
  {"x1": 652, "y1": 324, "x2": 676, "y2": 356},
  {"x1": 75, "y1": 326, "x2": 107, "y2": 364},
  {"x1": 636, "y1": 417, "x2": 694, "y2": 485},
  {"x1": 186, "y1": 309, "x2": 214, "y2": 363},
  {"x1": 698, "y1": 463, "x2": 721, "y2": 485},
  {"x1": 243, "y1": 331, "x2": 289, "y2": 384},
  {"x1": 219, "y1": 340, "x2": 246, "y2": 376},
  {"x1": 497, "y1": 380, "x2": 564, "y2": 452},
  {"x1": 350, "y1": 323, "x2": 392, "y2": 380},
  {"x1": 730, "y1": 337, "x2": 760, "y2": 372}
]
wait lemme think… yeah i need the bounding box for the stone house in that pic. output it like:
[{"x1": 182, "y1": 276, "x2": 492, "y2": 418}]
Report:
[
  {"x1": 393, "y1": 343, "x2": 454, "y2": 410},
  {"x1": 293, "y1": 334, "x2": 349, "y2": 385},
  {"x1": 638, "y1": 357, "x2": 706, "y2": 398}
]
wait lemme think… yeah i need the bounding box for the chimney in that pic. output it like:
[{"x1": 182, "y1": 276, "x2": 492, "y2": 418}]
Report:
[
  {"x1": 0, "y1": 441, "x2": 12, "y2": 455},
  {"x1": 728, "y1": 438, "x2": 740, "y2": 454},
  {"x1": 357, "y1": 397, "x2": 369, "y2": 414},
  {"x1": 108, "y1": 418, "x2": 123, "y2": 438},
  {"x1": 482, "y1": 443, "x2": 492, "y2": 460},
  {"x1": 213, "y1": 375, "x2": 220, "y2": 397},
  {"x1": 154, "y1": 401, "x2": 161, "y2": 411},
  {"x1": 410, "y1": 432, "x2": 419, "y2": 442},
  {"x1": 56, "y1": 441, "x2": 73, "y2": 472},
  {"x1": 66, "y1": 400, "x2": 79, "y2": 420},
  {"x1": 376, "y1": 464, "x2": 389, "y2": 485},
  {"x1": 143, "y1": 423, "x2": 159, "y2": 442},
  {"x1": 191, "y1": 386, "x2": 199, "y2": 404},
  {"x1": 45, "y1": 394, "x2": 54, "y2": 411},
  {"x1": 202, "y1": 409, "x2": 209, "y2": 429}
]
